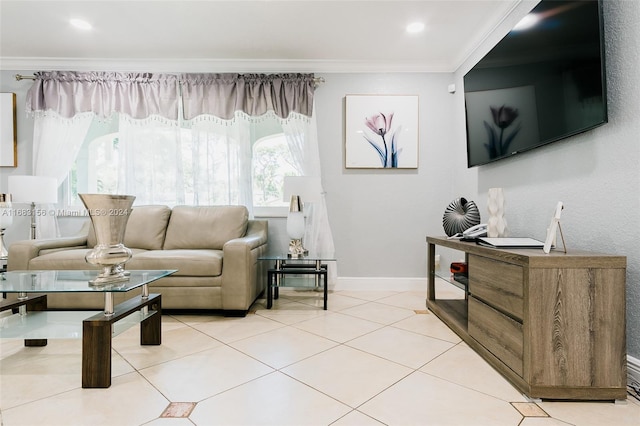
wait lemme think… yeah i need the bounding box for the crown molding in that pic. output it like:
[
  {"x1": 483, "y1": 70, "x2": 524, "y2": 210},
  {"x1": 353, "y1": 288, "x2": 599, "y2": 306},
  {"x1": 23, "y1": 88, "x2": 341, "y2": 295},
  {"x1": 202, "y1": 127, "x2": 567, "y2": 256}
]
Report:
[
  {"x1": 454, "y1": 0, "x2": 535, "y2": 74},
  {"x1": 0, "y1": 57, "x2": 454, "y2": 74}
]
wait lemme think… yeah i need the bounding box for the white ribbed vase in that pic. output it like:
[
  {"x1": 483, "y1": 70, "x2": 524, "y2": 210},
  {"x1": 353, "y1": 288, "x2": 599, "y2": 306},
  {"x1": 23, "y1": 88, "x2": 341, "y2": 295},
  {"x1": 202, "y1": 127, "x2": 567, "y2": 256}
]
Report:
[{"x1": 487, "y1": 188, "x2": 508, "y2": 238}]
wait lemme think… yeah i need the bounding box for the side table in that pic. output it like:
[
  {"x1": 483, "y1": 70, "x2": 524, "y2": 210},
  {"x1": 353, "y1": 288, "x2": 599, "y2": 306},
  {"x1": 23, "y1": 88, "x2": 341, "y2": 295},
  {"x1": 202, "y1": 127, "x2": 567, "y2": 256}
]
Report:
[{"x1": 260, "y1": 253, "x2": 336, "y2": 310}]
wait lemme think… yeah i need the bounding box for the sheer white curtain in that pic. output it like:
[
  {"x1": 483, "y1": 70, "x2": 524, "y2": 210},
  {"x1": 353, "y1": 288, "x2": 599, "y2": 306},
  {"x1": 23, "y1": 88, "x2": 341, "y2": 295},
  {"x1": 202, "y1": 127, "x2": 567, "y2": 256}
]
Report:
[
  {"x1": 186, "y1": 113, "x2": 254, "y2": 214},
  {"x1": 26, "y1": 71, "x2": 180, "y2": 237},
  {"x1": 32, "y1": 112, "x2": 93, "y2": 238},
  {"x1": 115, "y1": 114, "x2": 254, "y2": 211},
  {"x1": 281, "y1": 111, "x2": 335, "y2": 264},
  {"x1": 116, "y1": 115, "x2": 183, "y2": 205}
]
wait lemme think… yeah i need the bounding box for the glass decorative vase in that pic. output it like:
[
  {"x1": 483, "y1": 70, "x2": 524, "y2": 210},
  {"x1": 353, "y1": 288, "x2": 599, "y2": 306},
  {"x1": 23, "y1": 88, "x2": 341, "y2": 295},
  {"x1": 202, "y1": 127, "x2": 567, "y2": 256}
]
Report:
[
  {"x1": 79, "y1": 194, "x2": 135, "y2": 285},
  {"x1": 487, "y1": 188, "x2": 508, "y2": 238}
]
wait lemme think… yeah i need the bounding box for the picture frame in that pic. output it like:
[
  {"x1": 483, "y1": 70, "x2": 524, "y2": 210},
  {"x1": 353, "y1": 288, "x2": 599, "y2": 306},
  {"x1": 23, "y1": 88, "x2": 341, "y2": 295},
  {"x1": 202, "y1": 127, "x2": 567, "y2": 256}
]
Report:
[
  {"x1": 543, "y1": 201, "x2": 565, "y2": 254},
  {"x1": 345, "y1": 94, "x2": 419, "y2": 169},
  {"x1": 0, "y1": 92, "x2": 17, "y2": 167}
]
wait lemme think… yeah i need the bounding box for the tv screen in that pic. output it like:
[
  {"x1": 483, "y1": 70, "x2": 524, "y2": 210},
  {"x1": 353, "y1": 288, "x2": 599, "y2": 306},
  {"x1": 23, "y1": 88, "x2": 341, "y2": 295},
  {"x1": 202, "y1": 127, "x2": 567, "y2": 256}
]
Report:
[{"x1": 464, "y1": 0, "x2": 607, "y2": 168}]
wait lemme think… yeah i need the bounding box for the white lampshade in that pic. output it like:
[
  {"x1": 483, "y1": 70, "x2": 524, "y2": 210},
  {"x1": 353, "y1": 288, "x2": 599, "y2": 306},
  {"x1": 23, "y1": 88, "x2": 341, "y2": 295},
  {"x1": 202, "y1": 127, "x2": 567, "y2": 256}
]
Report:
[
  {"x1": 0, "y1": 194, "x2": 13, "y2": 228},
  {"x1": 8, "y1": 175, "x2": 58, "y2": 204}
]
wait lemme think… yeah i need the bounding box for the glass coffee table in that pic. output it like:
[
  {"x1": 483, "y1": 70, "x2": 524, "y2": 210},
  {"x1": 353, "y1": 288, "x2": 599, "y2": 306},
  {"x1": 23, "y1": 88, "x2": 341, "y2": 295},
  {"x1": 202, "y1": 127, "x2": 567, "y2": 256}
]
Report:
[
  {"x1": 0, "y1": 269, "x2": 176, "y2": 388},
  {"x1": 259, "y1": 253, "x2": 336, "y2": 310}
]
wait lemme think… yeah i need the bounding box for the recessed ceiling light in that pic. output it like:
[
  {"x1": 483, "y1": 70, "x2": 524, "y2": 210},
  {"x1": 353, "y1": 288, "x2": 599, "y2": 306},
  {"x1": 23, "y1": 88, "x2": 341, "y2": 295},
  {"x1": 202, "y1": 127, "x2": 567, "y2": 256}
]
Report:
[
  {"x1": 406, "y1": 22, "x2": 425, "y2": 34},
  {"x1": 70, "y1": 18, "x2": 93, "y2": 31}
]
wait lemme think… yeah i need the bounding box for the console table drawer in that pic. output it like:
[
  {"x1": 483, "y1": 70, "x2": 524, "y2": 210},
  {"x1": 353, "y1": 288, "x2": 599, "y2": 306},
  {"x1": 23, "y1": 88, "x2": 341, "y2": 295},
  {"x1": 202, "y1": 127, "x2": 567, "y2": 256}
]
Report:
[
  {"x1": 468, "y1": 296, "x2": 523, "y2": 377},
  {"x1": 469, "y1": 255, "x2": 523, "y2": 320}
]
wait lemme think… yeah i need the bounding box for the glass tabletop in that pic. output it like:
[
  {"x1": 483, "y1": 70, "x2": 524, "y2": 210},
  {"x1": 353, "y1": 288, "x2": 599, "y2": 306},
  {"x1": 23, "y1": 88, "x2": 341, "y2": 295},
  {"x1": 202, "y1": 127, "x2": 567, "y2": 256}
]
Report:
[
  {"x1": 0, "y1": 270, "x2": 176, "y2": 293},
  {"x1": 259, "y1": 252, "x2": 336, "y2": 262}
]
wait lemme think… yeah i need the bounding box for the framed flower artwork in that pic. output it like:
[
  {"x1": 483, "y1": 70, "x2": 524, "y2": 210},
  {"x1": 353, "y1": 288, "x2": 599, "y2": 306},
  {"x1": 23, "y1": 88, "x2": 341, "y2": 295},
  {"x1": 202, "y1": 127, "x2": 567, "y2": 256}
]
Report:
[{"x1": 345, "y1": 94, "x2": 419, "y2": 169}]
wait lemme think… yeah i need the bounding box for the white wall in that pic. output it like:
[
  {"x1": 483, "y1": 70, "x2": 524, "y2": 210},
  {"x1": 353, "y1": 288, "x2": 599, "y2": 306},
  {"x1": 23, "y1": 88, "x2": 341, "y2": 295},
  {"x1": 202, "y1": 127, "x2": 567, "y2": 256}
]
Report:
[
  {"x1": 454, "y1": 0, "x2": 640, "y2": 359},
  {"x1": 314, "y1": 73, "x2": 457, "y2": 279}
]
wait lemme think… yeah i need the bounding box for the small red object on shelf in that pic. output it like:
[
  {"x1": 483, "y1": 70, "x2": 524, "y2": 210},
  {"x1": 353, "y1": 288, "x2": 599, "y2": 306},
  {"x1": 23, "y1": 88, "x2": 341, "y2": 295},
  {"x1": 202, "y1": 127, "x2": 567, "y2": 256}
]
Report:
[{"x1": 450, "y1": 262, "x2": 467, "y2": 274}]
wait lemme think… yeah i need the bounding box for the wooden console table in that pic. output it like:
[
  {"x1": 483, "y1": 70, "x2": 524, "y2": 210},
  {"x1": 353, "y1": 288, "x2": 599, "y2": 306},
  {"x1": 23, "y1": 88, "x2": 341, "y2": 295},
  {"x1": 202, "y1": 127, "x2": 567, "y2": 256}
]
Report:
[{"x1": 426, "y1": 236, "x2": 627, "y2": 401}]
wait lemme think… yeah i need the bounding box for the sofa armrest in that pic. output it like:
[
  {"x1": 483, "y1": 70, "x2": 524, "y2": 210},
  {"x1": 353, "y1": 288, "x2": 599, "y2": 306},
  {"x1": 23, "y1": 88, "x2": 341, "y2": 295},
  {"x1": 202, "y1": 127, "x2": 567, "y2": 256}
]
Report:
[
  {"x1": 221, "y1": 220, "x2": 268, "y2": 311},
  {"x1": 226, "y1": 220, "x2": 268, "y2": 250},
  {"x1": 8, "y1": 234, "x2": 89, "y2": 271}
]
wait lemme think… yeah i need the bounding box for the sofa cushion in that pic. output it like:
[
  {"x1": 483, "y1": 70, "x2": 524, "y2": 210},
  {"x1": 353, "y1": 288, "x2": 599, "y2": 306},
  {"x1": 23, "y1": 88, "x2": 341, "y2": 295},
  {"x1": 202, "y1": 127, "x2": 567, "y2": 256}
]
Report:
[
  {"x1": 87, "y1": 205, "x2": 171, "y2": 250},
  {"x1": 127, "y1": 249, "x2": 223, "y2": 277},
  {"x1": 28, "y1": 248, "x2": 148, "y2": 270},
  {"x1": 28, "y1": 248, "x2": 222, "y2": 278},
  {"x1": 163, "y1": 205, "x2": 249, "y2": 250}
]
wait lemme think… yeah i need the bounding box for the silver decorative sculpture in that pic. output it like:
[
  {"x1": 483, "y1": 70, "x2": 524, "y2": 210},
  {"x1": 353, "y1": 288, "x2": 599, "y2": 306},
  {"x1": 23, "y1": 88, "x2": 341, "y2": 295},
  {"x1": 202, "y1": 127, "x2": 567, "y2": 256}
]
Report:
[
  {"x1": 442, "y1": 197, "x2": 481, "y2": 237},
  {"x1": 79, "y1": 194, "x2": 135, "y2": 285}
]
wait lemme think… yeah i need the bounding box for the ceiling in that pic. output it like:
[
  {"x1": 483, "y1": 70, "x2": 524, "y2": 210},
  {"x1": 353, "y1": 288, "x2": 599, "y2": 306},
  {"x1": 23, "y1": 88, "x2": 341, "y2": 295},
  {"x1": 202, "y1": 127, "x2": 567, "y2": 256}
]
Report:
[{"x1": 0, "y1": 0, "x2": 523, "y2": 73}]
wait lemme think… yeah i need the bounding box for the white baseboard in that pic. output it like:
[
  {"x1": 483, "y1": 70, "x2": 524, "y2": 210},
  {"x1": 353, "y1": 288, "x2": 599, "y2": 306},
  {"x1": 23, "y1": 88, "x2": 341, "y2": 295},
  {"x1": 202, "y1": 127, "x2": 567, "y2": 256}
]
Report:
[
  {"x1": 334, "y1": 277, "x2": 426, "y2": 292},
  {"x1": 629, "y1": 355, "x2": 640, "y2": 390}
]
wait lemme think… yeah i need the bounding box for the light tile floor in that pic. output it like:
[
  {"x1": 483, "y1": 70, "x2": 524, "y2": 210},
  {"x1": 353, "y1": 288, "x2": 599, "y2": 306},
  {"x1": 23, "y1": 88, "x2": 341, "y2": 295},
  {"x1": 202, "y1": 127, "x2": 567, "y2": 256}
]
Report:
[{"x1": 1, "y1": 287, "x2": 639, "y2": 426}]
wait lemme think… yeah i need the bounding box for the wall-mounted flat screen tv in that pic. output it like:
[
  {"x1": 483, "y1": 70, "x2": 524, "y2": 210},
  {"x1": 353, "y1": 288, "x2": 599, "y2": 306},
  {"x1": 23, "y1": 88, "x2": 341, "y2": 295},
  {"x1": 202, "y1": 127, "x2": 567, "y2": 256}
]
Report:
[{"x1": 464, "y1": 0, "x2": 607, "y2": 168}]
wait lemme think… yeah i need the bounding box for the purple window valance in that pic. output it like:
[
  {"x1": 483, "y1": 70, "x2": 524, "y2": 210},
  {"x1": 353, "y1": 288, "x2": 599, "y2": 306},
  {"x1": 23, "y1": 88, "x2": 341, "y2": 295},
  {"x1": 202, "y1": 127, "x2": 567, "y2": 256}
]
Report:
[
  {"x1": 26, "y1": 71, "x2": 180, "y2": 120},
  {"x1": 26, "y1": 71, "x2": 316, "y2": 121},
  {"x1": 180, "y1": 73, "x2": 315, "y2": 120}
]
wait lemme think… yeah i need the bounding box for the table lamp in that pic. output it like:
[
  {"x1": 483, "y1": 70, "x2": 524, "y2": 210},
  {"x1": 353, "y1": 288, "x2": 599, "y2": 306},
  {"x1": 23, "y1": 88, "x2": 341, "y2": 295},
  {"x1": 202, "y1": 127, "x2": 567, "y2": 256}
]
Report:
[
  {"x1": 0, "y1": 194, "x2": 13, "y2": 259},
  {"x1": 8, "y1": 175, "x2": 58, "y2": 239},
  {"x1": 282, "y1": 176, "x2": 322, "y2": 258}
]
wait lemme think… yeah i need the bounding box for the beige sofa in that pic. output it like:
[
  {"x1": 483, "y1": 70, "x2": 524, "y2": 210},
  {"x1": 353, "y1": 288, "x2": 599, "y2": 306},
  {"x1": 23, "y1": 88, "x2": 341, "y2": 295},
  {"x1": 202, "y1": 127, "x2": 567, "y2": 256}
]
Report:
[{"x1": 7, "y1": 205, "x2": 268, "y2": 315}]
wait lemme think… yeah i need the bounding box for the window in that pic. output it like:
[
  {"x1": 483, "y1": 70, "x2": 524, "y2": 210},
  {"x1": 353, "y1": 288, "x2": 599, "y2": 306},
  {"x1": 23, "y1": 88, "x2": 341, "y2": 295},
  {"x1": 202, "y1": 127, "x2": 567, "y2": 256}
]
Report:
[
  {"x1": 252, "y1": 133, "x2": 299, "y2": 209},
  {"x1": 60, "y1": 114, "x2": 300, "y2": 217}
]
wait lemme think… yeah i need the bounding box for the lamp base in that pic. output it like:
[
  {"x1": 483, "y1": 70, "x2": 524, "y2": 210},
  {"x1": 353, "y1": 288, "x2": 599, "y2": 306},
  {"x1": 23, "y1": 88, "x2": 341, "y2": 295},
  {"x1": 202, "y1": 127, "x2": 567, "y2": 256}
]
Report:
[{"x1": 288, "y1": 239, "x2": 308, "y2": 258}]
